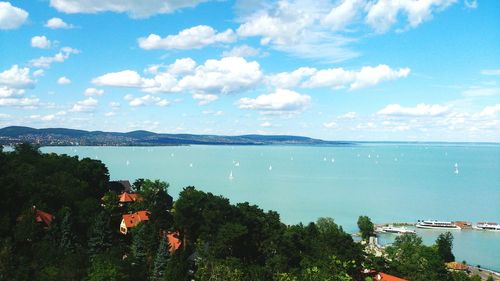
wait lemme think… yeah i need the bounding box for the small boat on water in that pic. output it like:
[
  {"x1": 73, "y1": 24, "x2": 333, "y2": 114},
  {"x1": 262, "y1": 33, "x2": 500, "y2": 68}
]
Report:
[
  {"x1": 380, "y1": 225, "x2": 416, "y2": 234},
  {"x1": 228, "y1": 170, "x2": 234, "y2": 180},
  {"x1": 473, "y1": 222, "x2": 500, "y2": 231},
  {"x1": 416, "y1": 220, "x2": 461, "y2": 230}
]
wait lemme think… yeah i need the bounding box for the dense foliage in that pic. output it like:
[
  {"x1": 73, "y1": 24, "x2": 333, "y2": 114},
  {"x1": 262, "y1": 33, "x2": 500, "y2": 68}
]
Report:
[{"x1": 0, "y1": 144, "x2": 487, "y2": 281}]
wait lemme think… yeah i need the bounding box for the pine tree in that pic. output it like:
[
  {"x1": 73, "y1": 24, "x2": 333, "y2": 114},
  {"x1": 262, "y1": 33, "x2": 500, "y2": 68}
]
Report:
[
  {"x1": 60, "y1": 209, "x2": 75, "y2": 252},
  {"x1": 151, "y1": 236, "x2": 169, "y2": 281},
  {"x1": 88, "y1": 211, "x2": 113, "y2": 259},
  {"x1": 131, "y1": 223, "x2": 148, "y2": 264}
]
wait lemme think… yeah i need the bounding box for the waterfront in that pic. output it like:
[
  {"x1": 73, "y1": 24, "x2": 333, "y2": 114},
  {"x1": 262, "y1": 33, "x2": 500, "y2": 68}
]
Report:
[{"x1": 42, "y1": 143, "x2": 500, "y2": 270}]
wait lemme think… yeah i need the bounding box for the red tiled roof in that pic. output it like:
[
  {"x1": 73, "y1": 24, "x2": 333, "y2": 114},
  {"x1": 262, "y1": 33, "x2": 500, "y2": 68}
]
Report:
[
  {"x1": 122, "y1": 211, "x2": 150, "y2": 228},
  {"x1": 166, "y1": 231, "x2": 182, "y2": 253},
  {"x1": 35, "y1": 209, "x2": 54, "y2": 227},
  {"x1": 447, "y1": 262, "x2": 469, "y2": 271},
  {"x1": 118, "y1": 192, "x2": 142, "y2": 203},
  {"x1": 373, "y1": 272, "x2": 408, "y2": 281}
]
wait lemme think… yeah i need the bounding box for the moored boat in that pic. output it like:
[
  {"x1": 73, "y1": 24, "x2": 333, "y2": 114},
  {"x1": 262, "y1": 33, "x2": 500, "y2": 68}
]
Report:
[
  {"x1": 416, "y1": 220, "x2": 461, "y2": 230},
  {"x1": 380, "y1": 225, "x2": 416, "y2": 234},
  {"x1": 473, "y1": 222, "x2": 500, "y2": 231}
]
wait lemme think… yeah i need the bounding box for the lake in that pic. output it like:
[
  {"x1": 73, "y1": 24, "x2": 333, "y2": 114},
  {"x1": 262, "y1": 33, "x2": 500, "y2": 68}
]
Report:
[{"x1": 41, "y1": 143, "x2": 500, "y2": 271}]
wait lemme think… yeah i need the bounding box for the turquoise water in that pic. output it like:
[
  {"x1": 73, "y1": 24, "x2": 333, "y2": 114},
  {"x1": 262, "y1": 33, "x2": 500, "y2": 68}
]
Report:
[{"x1": 41, "y1": 144, "x2": 500, "y2": 270}]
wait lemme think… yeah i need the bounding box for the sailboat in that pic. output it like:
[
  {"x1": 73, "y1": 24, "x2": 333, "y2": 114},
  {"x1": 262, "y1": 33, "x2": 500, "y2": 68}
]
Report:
[
  {"x1": 235, "y1": 162, "x2": 240, "y2": 167},
  {"x1": 323, "y1": 157, "x2": 327, "y2": 161},
  {"x1": 126, "y1": 160, "x2": 130, "y2": 166},
  {"x1": 269, "y1": 165, "x2": 273, "y2": 171},
  {"x1": 229, "y1": 170, "x2": 234, "y2": 180},
  {"x1": 189, "y1": 163, "x2": 193, "y2": 168},
  {"x1": 331, "y1": 158, "x2": 335, "y2": 163}
]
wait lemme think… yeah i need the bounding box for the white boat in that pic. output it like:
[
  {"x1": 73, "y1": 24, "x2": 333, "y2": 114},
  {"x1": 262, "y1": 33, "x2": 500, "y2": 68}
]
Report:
[
  {"x1": 229, "y1": 170, "x2": 234, "y2": 180},
  {"x1": 235, "y1": 162, "x2": 240, "y2": 167},
  {"x1": 380, "y1": 225, "x2": 416, "y2": 234},
  {"x1": 189, "y1": 163, "x2": 193, "y2": 168},
  {"x1": 268, "y1": 165, "x2": 273, "y2": 171},
  {"x1": 126, "y1": 160, "x2": 130, "y2": 166},
  {"x1": 416, "y1": 220, "x2": 461, "y2": 230},
  {"x1": 473, "y1": 222, "x2": 500, "y2": 231}
]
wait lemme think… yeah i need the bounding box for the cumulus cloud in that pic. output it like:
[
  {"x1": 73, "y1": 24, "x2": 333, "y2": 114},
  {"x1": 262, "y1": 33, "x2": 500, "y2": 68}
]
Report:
[
  {"x1": 479, "y1": 104, "x2": 500, "y2": 118},
  {"x1": 222, "y1": 45, "x2": 261, "y2": 57},
  {"x1": 84, "y1": 87, "x2": 104, "y2": 96},
  {"x1": 338, "y1": 112, "x2": 358, "y2": 120},
  {"x1": 377, "y1": 103, "x2": 450, "y2": 117},
  {"x1": 0, "y1": 2, "x2": 28, "y2": 30},
  {"x1": 138, "y1": 25, "x2": 236, "y2": 50},
  {"x1": 0, "y1": 65, "x2": 35, "y2": 89},
  {"x1": 462, "y1": 87, "x2": 500, "y2": 97},
  {"x1": 33, "y1": 69, "x2": 45, "y2": 77},
  {"x1": 57, "y1": 76, "x2": 71, "y2": 85},
  {"x1": 71, "y1": 97, "x2": 98, "y2": 112},
  {"x1": 365, "y1": 0, "x2": 456, "y2": 33},
  {"x1": 0, "y1": 97, "x2": 39, "y2": 108},
  {"x1": 45, "y1": 17, "x2": 74, "y2": 29},
  {"x1": 269, "y1": 64, "x2": 410, "y2": 90},
  {"x1": 167, "y1": 58, "x2": 197, "y2": 75},
  {"x1": 49, "y1": 0, "x2": 208, "y2": 18},
  {"x1": 481, "y1": 69, "x2": 500, "y2": 76},
  {"x1": 237, "y1": 89, "x2": 311, "y2": 115},
  {"x1": 31, "y1": 36, "x2": 52, "y2": 49},
  {"x1": 323, "y1": 121, "x2": 337, "y2": 128},
  {"x1": 192, "y1": 93, "x2": 218, "y2": 105},
  {"x1": 92, "y1": 70, "x2": 145, "y2": 87},
  {"x1": 30, "y1": 47, "x2": 80, "y2": 68},
  {"x1": 322, "y1": 0, "x2": 364, "y2": 31},
  {"x1": 126, "y1": 94, "x2": 170, "y2": 107}
]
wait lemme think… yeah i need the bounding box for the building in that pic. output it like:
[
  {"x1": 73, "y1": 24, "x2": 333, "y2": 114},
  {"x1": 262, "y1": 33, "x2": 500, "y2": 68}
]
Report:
[
  {"x1": 446, "y1": 262, "x2": 469, "y2": 271},
  {"x1": 33, "y1": 206, "x2": 54, "y2": 228},
  {"x1": 364, "y1": 270, "x2": 408, "y2": 281},
  {"x1": 110, "y1": 180, "x2": 132, "y2": 193},
  {"x1": 118, "y1": 192, "x2": 143, "y2": 204},
  {"x1": 120, "y1": 211, "x2": 150, "y2": 234},
  {"x1": 165, "y1": 231, "x2": 182, "y2": 253}
]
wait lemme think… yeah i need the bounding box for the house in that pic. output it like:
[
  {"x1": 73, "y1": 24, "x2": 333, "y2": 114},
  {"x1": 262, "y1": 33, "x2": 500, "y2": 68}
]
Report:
[
  {"x1": 109, "y1": 180, "x2": 132, "y2": 193},
  {"x1": 372, "y1": 272, "x2": 408, "y2": 281},
  {"x1": 120, "y1": 211, "x2": 150, "y2": 234},
  {"x1": 30, "y1": 206, "x2": 54, "y2": 228},
  {"x1": 166, "y1": 231, "x2": 182, "y2": 253},
  {"x1": 364, "y1": 270, "x2": 408, "y2": 281},
  {"x1": 118, "y1": 192, "x2": 143, "y2": 204}
]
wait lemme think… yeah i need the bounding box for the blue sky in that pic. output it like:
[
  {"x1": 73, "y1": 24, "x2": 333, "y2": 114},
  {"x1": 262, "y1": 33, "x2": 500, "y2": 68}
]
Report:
[{"x1": 0, "y1": 0, "x2": 499, "y2": 141}]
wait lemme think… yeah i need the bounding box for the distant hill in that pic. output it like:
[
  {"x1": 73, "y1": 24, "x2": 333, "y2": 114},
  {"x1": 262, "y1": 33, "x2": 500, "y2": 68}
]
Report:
[{"x1": 0, "y1": 126, "x2": 353, "y2": 146}]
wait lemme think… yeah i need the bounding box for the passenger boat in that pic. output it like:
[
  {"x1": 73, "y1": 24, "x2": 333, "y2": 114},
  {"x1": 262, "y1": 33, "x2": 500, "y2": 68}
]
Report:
[
  {"x1": 416, "y1": 220, "x2": 461, "y2": 230},
  {"x1": 473, "y1": 222, "x2": 500, "y2": 231},
  {"x1": 380, "y1": 225, "x2": 416, "y2": 234}
]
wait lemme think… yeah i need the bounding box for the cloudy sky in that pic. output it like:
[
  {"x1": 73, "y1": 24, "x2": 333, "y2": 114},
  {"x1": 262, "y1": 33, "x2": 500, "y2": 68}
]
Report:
[{"x1": 0, "y1": 0, "x2": 499, "y2": 141}]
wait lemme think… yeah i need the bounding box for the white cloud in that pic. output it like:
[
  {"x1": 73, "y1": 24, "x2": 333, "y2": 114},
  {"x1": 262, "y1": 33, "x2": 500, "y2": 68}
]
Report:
[
  {"x1": 222, "y1": 45, "x2": 261, "y2": 57},
  {"x1": 109, "y1": 101, "x2": 120, "y2": 108},
  {"x1": 30, "y1": 47, "x2": 80, "y2": 68},
  {"x1": 377, "y1": 103, "x2": 450, "y2": 117},
  {"x1": 138, "y1": 25, "x2": 236, "y2": 50},
  {"x1": 479, "y1": 104, "x2": 500, "y2": 118},
  {"x1": 84, "y1": 87, "x2": 104, "y2": 96},
  {"x1": 45, "y1": 17, "x2": 73, "y2": 29},
  {"x1": 178, "y1": 57, "x2": 263, "y2": 95},
  {"x1": 462, "y1": 87, "x2": 500, "y2": 97},
  {"x1": 49, "y1": 0, "x2": 208, "y2": 18},
  {"x1": 127, "y1": 94, "x2": 170, "y2": 107},
  {"x1": 365, "y1": 0, "x2": 456, "y2": 33},
  {"x1": 92, "y1": 70, "x2": 145, "y2": 87},
  {"x1": 71, "y1": 97, "x2": 98, "y2": 112},
  {"x1": 202, "y1": 110, "x2": 223, "y2": 116},
  {"x1": 104, "y1": 111, "x2": 116, "y2": 117},
  {"x1": 322, "y1": 0, "x2": 364, "y2": 31},
  {"x1": 33, "y1": 69, "x2": 45, "y2": 77},
  {"x1": 0, "y1": 113, "x2": 11, "y2": 119},
  {"x1": 0, "y1": 65, "x2": 34, "y2": 89},
  {"x1": 464, "y1": 0, "x2": 478, "y2": 9},
  {"x1": 267, "y1": 67, "x2": 317, "y2": 89},
  {"x1": 168, "y1": 58, "x2": 197, "y2": 75},
  {"x1": 481, "y1": 69, "x2": 500, "y2": 76},
  {"x1": 260, "y1": 121, "x2": 272, "y2": 127},
  {"x1": 31, "y1": 36, "x2": 52, "y2": 49},
  {"x1": 0, "y1": 2, "x2": 28, "y2": 30},
  {"x1": 338, "y1": 112, "x2": 358, "y2": 120},
  {"x1": 0, "y1": 87, "x2": 22, "y2": 98},
  {"x1": 272, "y1": 64, "x2": 410, "y2": 90},
  {"x1": 57, "y1": 76, "x2": 71, "y2": 85},
  {"x1": 0, "y1": 97, "x2": 39, "y2": 108},
  {"x1": 192, "y1": 93, "x2": 218, "y2": 105},
  {"x1": 237, "y1": 89, "x2": 311, "y2": 114},
  {"x1": 323, "y1": 121, "x2": 337, "y2": 128},
  {"x1": 30, "y1": 114, "x2": 56, "y2": 121}
]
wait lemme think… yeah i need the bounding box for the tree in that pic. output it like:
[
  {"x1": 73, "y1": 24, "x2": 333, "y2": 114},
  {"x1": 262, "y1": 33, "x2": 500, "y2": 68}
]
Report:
[
  {"x1": 60, "y1": 208, "x2": 76, "y2": 252},
  {"x1": 151, "y1": 236, "x2": 169, "y2": 281},
  {"x1": 88, "y1": 211, "x2": 113, "y2": 259},
  {"x1": 357, "y1": 216, "x2": 374, "y2": 240},
  {"x1": 88, "y1": 253, "x2": 126, "y2": 281},
  {"x1": 436, "y1": 232, "x2": 455, "y2": 262}
]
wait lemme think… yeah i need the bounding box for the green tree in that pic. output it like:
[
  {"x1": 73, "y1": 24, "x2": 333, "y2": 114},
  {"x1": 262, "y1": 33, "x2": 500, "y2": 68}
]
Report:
[
  {"x1": 357, "y1": 215, "x2": 374, "y2": 240},
  {"x1": 131, "y1": 223, "x2": 148, "y2": 264},
  {"x1": 151, "y1": 236, "x2": 169, "y2": 281},
  {"x1": 88, "y1": 211, "x2": 113, "y2": 259},
  {"x1": 88, "y1": 253, "x2": 126, "y2": 281},
  {"x1": 59, "y1": 208, "x2": 76, "y2": 252},
  {"x1": 436, "y1": 231, "x2": 455, "y2": 262}
]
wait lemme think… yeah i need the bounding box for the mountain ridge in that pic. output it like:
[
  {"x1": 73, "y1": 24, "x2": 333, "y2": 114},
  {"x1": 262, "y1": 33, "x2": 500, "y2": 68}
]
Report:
[{"x1": 0, "y1": 126, "x2": 352, "y2": 146}]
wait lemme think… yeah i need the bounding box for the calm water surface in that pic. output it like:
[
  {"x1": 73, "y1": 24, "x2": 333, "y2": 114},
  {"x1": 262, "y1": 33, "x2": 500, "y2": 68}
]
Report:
[{"x1": 41, "y1": 144, "x2": 500, "y2": 270}]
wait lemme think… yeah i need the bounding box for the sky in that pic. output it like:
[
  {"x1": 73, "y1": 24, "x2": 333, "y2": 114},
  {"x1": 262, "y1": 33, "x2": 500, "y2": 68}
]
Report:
[{"x1": 0, "y1": 0, "x2": 499, "y2": 142}]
